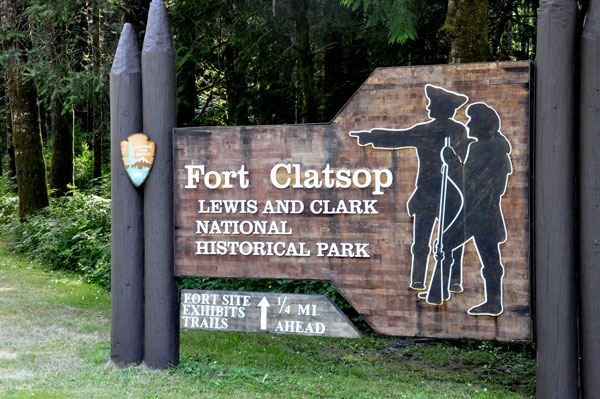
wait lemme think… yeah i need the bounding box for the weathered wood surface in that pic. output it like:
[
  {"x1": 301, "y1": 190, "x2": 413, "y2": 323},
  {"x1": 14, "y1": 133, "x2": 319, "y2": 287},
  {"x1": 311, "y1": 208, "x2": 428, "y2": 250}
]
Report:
[
  {"x1": 579, "y1": 1, "x2": 600, "y2": 397},
  {"x1": 141, "y1": 0, "x2": 179, "y2": 369},
  {"x1": 535, "y1": 1, "x2": 579, "y2": 398},
  {"x1": 180, "y1": 290, "x2": 362, "y2": 338},
  {"x1": 109, "y1": 23, "x2": 144, "y2": 366},
  {"x1": 175, "y1": 62, "x2": 531, "y2": 341}
]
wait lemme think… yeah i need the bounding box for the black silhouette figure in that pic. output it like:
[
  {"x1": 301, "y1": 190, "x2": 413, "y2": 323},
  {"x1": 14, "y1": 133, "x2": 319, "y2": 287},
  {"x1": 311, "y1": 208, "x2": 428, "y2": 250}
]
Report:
[
  {"x1": 424, "y1": 137, "x2": 453, "y2": 305},
  {"x1": 350, "y1": 84, "x2": 474, "y2": 291},
  {"x1": 427, "y1": 102, "x2": 512, "y2": 316}
]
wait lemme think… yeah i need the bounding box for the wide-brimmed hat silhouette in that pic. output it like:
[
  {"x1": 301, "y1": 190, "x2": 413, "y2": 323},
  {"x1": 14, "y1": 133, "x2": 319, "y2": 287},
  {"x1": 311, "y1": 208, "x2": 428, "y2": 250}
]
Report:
[{"x1": 425, "y1": 84, "x2": 469, "y2": 116}]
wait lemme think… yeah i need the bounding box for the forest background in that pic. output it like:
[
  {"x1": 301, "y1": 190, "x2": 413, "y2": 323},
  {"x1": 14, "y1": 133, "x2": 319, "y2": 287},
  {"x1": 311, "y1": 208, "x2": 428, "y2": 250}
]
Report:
[{"x1": 0, "y1": 0, "x2": 545, "y2": 314}]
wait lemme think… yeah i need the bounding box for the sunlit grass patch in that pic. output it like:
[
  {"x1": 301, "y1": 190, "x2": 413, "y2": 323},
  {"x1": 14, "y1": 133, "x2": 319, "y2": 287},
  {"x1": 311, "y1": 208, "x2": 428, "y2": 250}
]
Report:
[
  {"x1": 78, "y1": 341, "x2": 110, "y2": 365},
  {"x1": 0, "y1": 246, "x2": 534, "y2": 398}
]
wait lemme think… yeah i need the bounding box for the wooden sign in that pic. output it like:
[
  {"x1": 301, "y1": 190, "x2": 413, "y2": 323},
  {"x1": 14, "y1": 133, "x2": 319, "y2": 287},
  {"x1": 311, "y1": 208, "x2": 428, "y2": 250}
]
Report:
[
  {"x1": 174, "y1": 62, "x2": 532, "y2": 341},
  {"x1": 181, "y1": 290, "x2": 362, "y2": 338},
  {"x1": 120, "y1": 133, "x2": 155, "y2": 187}
]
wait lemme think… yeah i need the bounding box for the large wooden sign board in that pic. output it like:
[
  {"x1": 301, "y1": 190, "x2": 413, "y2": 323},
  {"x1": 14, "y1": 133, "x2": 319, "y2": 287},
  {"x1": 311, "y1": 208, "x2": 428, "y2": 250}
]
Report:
[{"x1": 174, "y1": 62, "x2": 531, "y2": 341}]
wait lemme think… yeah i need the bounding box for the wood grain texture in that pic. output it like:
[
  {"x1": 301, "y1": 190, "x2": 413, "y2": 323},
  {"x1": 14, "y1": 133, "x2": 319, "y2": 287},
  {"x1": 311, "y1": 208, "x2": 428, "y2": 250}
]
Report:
[
  {"x1": 579, "y1": 1, "x2": 600, "y2": 398},
  {"x1": 535, "y1": 1, "x2": 579, "y2": 398},
  {"x1": 142, "y1": 0, "x2": 179, "y2": 369},
  {"x1": 175, "y1": 62, "x2": 532, "y2": 341},
  {"x1": 109, "y1": 23, "x2": 144, "y2": 366}
]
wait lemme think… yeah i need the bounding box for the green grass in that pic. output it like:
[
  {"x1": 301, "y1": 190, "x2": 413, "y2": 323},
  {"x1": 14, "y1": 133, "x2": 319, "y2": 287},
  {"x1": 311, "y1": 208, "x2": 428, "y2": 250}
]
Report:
[{"x1": 0, "y1": 245, "x2": 535, "y2": 398}]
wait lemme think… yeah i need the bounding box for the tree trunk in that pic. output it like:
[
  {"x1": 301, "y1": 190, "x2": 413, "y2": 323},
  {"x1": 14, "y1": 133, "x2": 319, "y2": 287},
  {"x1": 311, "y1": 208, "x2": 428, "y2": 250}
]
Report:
[
  {"x1": 3, "y1": 65, "x2": 16, "y2": 180},
  {"x1": 6, "y1": 98, "x2": 16, "y2": 179},
  {"x1": 223, "y1": 45, "x2": 249, "y2": 125},
  {"x1": 323, "y1": 0, "x2": 344, "y2": 120},
  {"x1": 1, "y1": 82, "x2": 6, "y2": 177},
  {"x1": 49, "y1": 95, "x2": 74, "y2": 196},
  {"x1": 90, "y1": 0, "x2": 102, "y2": 184},
  {"x1": 177, "y1": 60, "x2": 197, "y2": 127},
  {"x1": 41, "y1": 9, "x2": 74, "y2": 197},
  {"x1": 38, "y1": 97, "x2": 48, "y2": 142},
  {"x1": 440, "y1": 0, "x2": 489, "y2": 63},
  {"x1": 489, "y1": 0, "x2": 514, "y2": 58},
  {"x1": 1, "y1": 0, "x2": 49, "y2": 217},
  {"x1": 0, "y1": 105, "x2": 4, "y2": 178},
  {"x1": 291, "y1": 0, "x2": 318, "y2": 123}
]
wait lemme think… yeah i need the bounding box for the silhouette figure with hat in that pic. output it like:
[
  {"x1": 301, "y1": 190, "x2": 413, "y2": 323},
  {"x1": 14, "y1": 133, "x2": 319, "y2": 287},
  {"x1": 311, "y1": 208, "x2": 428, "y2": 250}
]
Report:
[
  {"x1": 427, "y1": 102, "x2": 512, "y2": 315},
  {"x1": 350, "y1": 84, "x2": 475, "y2": 292}
]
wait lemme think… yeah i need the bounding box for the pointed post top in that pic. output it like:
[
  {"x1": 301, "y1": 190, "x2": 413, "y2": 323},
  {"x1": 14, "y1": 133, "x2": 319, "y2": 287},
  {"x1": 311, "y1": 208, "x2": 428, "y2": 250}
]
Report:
[
  {"x1": 111, "y1": 23, "x2": 141, "y2": 75},
  {"x1": 142, "y1": 0, "x2": 174, "y2": 54}
]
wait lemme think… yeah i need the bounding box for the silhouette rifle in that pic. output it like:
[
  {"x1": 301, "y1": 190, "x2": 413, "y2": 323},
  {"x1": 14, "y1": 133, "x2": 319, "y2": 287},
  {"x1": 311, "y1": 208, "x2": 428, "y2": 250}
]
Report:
[{"x1": 425, "y1": 137, "x2": 451, "y2": 305}]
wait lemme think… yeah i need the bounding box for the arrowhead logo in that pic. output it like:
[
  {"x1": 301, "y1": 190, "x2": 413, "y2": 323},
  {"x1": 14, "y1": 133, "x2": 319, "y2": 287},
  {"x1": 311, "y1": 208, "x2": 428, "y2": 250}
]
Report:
[{"x1": 120, "y1": 133, "x2": 156, "y2": 187}]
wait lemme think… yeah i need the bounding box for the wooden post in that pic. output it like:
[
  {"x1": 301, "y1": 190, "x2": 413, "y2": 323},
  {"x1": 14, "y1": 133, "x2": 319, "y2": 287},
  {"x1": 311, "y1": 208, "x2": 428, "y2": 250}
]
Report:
[
  {"x1": 109, "y1": 23, "x2": 144, "y2": 365},
  {"x1": 535, "y1": 1, "x2": 579, "y2": 398},
  {"x1": 580, "y1": 1, "x2": 600, "y2": 397},
  {"x1": 141, "y1": 0, "x2": 179, "y2": 369}
]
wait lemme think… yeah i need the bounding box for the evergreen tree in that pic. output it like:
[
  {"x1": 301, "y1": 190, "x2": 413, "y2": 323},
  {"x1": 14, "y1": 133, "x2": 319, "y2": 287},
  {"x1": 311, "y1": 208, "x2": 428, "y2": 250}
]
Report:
[{"x1": 1, "y1": 0, "x2": 49, "y2": 217}]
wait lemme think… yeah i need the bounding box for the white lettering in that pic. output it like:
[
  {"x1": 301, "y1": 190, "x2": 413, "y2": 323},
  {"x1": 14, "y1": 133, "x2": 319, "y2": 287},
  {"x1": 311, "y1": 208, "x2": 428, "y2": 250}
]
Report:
[
  {"x1": 352, "y1": 169, "x2": 371, "y2": 189},
  {"x1": 372, "y1": 169, "x2": 393, "y2": 195},
  {"x1": 184, "y1": 164, "x2": 250, "y2": 189},
  {"x1": 185, "y1": 165, "x2": 204, "y2": 188},
  {"x1": 195, "y1": 241, "x2": 311, "y2": 257},
  {"x1": 308, "y1": 199, "x2": 378, "y2": 215},
  {"x1": 271, "y1": 163, "x2": 292, "y2": 189},
  {"x1": 316, "y1": 242, "x2": 371, "y2": 258},
  {"x1": 268, "y1": 163, "x2": 393, "y2": 195}
]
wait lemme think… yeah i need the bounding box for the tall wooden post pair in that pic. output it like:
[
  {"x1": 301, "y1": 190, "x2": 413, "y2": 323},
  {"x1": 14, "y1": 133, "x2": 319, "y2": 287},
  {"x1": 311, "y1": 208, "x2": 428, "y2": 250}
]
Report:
[{"x1": 110, "y1": 0, "x2": 178, "y2": 369}]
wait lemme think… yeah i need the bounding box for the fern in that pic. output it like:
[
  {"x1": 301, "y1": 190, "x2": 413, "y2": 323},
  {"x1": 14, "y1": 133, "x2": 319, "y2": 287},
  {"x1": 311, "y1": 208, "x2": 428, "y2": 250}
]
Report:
[{"x1": 340, "y1": 0, "x2": 419, "y2": 44}]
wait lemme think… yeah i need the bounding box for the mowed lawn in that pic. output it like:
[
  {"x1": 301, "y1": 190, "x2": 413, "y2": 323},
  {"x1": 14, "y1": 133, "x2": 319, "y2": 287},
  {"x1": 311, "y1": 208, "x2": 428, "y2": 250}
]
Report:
[{"x1": 0, "y1": 246, "x2": 534, "y2": 398}]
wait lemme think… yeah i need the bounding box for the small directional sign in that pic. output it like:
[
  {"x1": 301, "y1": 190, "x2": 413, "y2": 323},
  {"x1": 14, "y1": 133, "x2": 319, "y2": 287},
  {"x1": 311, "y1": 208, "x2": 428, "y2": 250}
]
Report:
[
  {"x1": 180, "y1": 290, "x2": 362, "y2": 338},
  {"x1": 257, "y1": 296, "x2": 270, "y2": 330}
]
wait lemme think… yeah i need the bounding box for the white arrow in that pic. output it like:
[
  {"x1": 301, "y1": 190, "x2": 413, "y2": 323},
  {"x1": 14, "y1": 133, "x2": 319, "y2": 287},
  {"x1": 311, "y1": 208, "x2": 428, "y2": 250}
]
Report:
[{"x1": 257, "y1": 297, "x2": 271, "y2": 330}]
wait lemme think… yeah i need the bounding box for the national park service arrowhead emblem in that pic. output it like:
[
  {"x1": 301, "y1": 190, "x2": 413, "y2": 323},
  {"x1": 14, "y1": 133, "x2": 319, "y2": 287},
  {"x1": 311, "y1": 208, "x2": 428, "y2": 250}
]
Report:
[{"x1": 120, "y1": 133, "x2": 156, "y2": 187}]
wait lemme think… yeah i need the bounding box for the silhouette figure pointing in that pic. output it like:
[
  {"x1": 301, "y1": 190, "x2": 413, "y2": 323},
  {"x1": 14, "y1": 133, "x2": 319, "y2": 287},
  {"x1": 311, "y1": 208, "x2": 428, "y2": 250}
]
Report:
[{"x1": 350, "y1": 84, "x2": 474, "y2": 291}]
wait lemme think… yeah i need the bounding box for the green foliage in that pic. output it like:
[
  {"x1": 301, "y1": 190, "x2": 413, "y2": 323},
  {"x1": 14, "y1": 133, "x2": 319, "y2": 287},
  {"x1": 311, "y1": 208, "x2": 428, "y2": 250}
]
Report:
[
  {"x1": 1, "y1": 0, "x2": 120, "y2": 197},
  {"x1": 1, "y1": 0, "x2": 539, "y2": 202},
  {"x1": 0, "y1": 191, "x2": 111, "y2": 288},
  {"x1": 0, "y1": 174, "x2": 18, "y2": 198},
  {"x1": 340, "y1": 0, "x2": 420, "y2": 44},
  {"x1": 488, "y1": 0, "x2": 537, "y2": 60},
  {"x1": 73, "y1": 142, "x2": 95, "y2": 189},
  {"x1": 170, "y1": 0, "x2": 455, "y2": 126},
  {"x1": 0, "y1": 191, "x2": 19, "y2": 223},
  {"x1": 22, "y1": 0, "x2": 120, "y2": 112}
]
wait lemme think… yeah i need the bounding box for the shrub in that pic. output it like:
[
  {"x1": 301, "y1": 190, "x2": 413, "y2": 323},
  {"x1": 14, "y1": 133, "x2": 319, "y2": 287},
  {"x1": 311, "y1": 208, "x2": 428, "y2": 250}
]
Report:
[
  {"x1": 74, "y1": 142, "x2": 95, "y2": 190},
  {"x1": 0, "y1": 182, "x2": 368, "y2": 330},
  {"x1": 0, "y1": 191, "x2": 111, "y2": 288}
]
